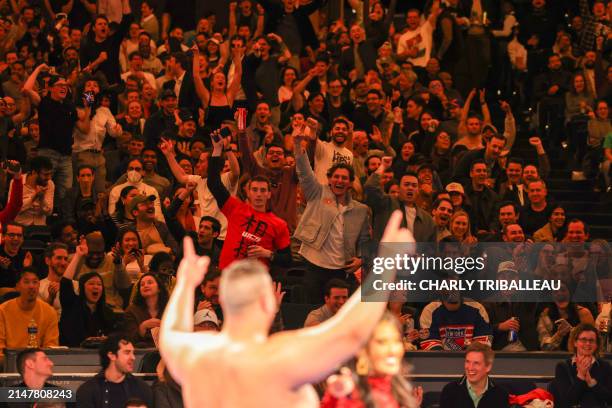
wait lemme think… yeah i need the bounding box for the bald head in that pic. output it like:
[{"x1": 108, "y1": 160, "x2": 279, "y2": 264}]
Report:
[{"x1": 220, "y1": 259, "x2": 275, "y2": 316}]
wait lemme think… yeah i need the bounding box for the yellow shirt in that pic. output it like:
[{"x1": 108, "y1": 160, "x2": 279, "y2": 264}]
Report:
[{"x1": 0, "y1": 298, "x2": 59, "y2": 359}]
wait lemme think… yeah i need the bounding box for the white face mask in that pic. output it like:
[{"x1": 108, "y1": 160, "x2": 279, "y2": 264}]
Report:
[{"x1": 127, "y1": 170, "x2": 142, "y2": 184}]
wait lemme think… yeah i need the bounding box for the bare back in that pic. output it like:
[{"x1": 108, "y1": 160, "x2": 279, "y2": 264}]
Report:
[{"x1": 176, "y1": 333, "x2": 319, "y2": 408}]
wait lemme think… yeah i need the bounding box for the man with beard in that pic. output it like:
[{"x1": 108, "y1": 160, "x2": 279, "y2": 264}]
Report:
[
  {"x1": 58, "y1": 46, "x2": 81, "y2": 78},
  {"x1": 138, "y1": 32, "x2": 163, "y2": 75},
  {"x1": 306, "y1": 117, "x2": 354, "y2": 184},
  {"x1": 70, "y1": 232, "x2": 131, "y2": 312},
  {"x1": 76, "y1": 335, "x2": 152, "y2": 407},
  {"x1": 129, "y1": 194, "x2": 178, "y2": 255},
  {"x1": 38, "y1": 243, "x2": 78, "y2": 317},
  {"x1": 12, "y1": 156, "x2": 54, "y2": 226},
  {"x1": 366, "y1": 156, "x2": 436, "y2": 242},
  {"x1": 431, "y1": 198, "x2": 453, "y2": 242},
  {"x1": 196, "y1": 268, "x2": 222, "y2": 322},
  {"x1": 295, "y1": 130, "x2": 370, "y2": 302},
  {"x1": 0, "y1": 269, "x2": 59, "y2": 365}
]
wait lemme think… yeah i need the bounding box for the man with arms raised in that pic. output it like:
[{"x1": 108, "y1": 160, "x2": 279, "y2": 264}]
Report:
[{"x1": 160, "y1": 211, "x2": 413, "y2": 407}]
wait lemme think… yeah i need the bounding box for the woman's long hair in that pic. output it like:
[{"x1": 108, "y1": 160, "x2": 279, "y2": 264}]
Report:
[
  {"x1": 354, "y1": 312, "x2": 416, "y2": 408},
  {"x1": 132, "y1": 273, "x2": 170, "y2": 316},
  {"x1": 449, "y1": 210, "x2": 474, "y2": 242}
]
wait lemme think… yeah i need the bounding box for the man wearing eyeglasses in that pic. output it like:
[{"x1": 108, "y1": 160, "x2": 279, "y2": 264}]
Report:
[{"x1": 0, "y1": 223, "x2": 31, "y2": 291}]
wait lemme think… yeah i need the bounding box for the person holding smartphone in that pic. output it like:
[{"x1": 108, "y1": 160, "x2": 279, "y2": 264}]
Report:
[{"x1": 207, "y1": 127, "x2": 292, "y2": 270}]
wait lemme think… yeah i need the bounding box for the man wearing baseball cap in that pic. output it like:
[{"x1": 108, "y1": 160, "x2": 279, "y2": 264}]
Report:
[
  {"x1": 446, "y1": 182, "x2": 467, "y2": 212},
  {"x1": 484, "y1": 261, "x2": 539, "y2": 351},
  {"x1": 194, "y1": 308, "x2": 220, "y2": 332},
  {"x1": 142, "y1": 88, "x2": 178, "y2": 149},
  {"x1": 128, "y1": 194, "x2": 178, "y2": 255}
]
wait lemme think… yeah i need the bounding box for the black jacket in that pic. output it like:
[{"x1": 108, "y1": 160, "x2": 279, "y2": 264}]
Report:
[
  {"x1": 255, "y1": 0, "x2": 323, "y2": 50},
  {"x1": 440, "y1": 376, "x2": 509, "y2": 408},
  {"x1": 339, "y1": 41, "x2": 378, "y2": 78},
  {"x1": 552, "y1": 358, "x2": 612, "y2": 408},
  {"x1": 76, "y1": 371, "x2": 153, "y2": 408},
  {"x1": 485, "y1": 301, "x2": 540, "y2": 351},
  {"x1": 59, "y1": 276, "x2": 118, "y2": 347}
]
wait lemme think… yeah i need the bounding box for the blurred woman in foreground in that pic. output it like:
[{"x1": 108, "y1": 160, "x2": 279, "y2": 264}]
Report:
[{"x1": 321, "y1": 312, "x2": 422, "y2": 407}]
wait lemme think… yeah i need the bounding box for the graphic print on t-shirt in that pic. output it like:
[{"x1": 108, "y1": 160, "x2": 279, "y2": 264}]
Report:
[
  {"x1": 233, "y1": 214, "x2": 269, "y2": 258},
  {"x1": 332, "y1": 150, "x2": 352, "y2": 166}
]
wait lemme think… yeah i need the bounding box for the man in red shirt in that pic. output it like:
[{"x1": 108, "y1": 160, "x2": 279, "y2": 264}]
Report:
[{"x1": 207, "y1": 129, "x2": 292, "y2": 270}]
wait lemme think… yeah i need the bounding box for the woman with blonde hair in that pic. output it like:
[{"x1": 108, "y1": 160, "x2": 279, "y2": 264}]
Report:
[{"x1": 449, "y1": 210, "x2": 477, "y2": 244}]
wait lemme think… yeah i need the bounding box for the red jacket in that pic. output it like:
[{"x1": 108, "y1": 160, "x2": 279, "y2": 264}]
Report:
[
  {"x1": 321, "y1": 376, "x2": 400, "y2": 408},
  {"x1": 0, "y1": 177, "x2": 22, "y2": 224}
]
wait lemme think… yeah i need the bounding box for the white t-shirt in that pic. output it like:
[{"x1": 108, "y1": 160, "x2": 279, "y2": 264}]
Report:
[
  {"x1": 397, "y1": 21, "x2": 434, "y2": 68},
  {"x1": 314, "y1": 140, "x2": 353, "y2": 185},
  {"x1": 187, "y1": 172, "x2": 234, "y2": 240},
  {"x1": 38, "y1": 278, "x2": 79, "y2": 318}
]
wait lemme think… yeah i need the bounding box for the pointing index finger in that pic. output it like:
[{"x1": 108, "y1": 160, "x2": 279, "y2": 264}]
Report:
[{"x1": 183, "y1": 236, "x2": 196, "y2": 260}]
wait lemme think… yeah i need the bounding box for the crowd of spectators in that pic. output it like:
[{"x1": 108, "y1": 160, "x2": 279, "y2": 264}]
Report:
[{"x1": 0, "y1": 0, "x2": 608, "y2": 405}]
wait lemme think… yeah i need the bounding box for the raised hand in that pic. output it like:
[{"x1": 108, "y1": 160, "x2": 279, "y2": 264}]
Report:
[
  {"x1": 177, "y1": 237, "x2": 210, "y2": 288},
  {"x1": 273, "y1": 282, "x2": 285, "y2": 308},
  {"x1": 370, "y1": 125, "x2": 383, "y2": 143},
  {"x1": 381, "y1": 210, "x2": 415, "y2": 245},
  {"x1": 159, "y1": 138, "x2": 175, "y2": 157},
  {"x1": 76, "y1": 235, "x2": 89, "y2": 257},
  {"x1": 23, "y1": 251, "x2": 33, "y2": 268},
  {"x1": 381, "y1": 156, "x2": 393, "y2": 171}
]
